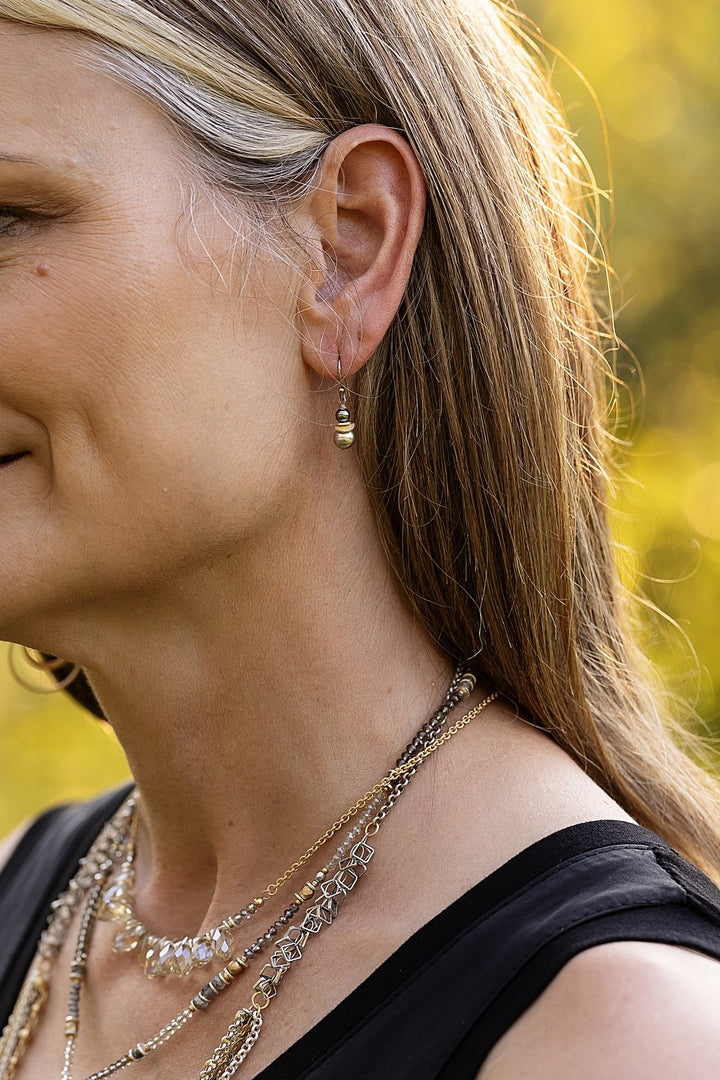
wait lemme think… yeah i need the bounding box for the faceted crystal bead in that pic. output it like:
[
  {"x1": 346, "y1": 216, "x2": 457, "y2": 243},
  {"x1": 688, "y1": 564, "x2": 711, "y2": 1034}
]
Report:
[
  {"x1": 44, "y1": 925, "x2": 65, "y2": 949},
  {"x1": 105, "y1": 899, "x2": 131, "y2": 920},
  {"x1": 99, "y1": 882, "x2": 130, "y2": 920},
  {"x1": 174, "y1": 938, "x2": 194, "y2": 976},
  {"x1": 191, "y1": 938, "x2": 214, "y2": 966},
  {"x1": 211, "y1": 927, "x2": 233, "y2": 959},
  {"x1": 157, "y1": 939, "x2": 176, "y2": 976},
  {"x1": 101, "y1": 882, "x2": 126, "y2": 905},
  {"x1": 143, "y1": 942, "x2": 163, "y2": 978},
  {"x1": 112, "y1": 924, "x2": 145, "y2": 954},
  {"x1": 75, "y1": 866, "x2": 95, "y2": 889}
]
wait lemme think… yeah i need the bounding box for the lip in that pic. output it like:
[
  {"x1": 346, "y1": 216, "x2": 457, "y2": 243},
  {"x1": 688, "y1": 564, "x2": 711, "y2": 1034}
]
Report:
[{"x1": 0, "y1": 451, "x2": 30, "y2": 468}]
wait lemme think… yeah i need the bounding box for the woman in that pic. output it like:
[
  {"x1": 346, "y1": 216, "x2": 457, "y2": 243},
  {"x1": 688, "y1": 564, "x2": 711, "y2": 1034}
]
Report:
[{"x1": 0, "y1": 0, "x2": 719, "y2": 1075}]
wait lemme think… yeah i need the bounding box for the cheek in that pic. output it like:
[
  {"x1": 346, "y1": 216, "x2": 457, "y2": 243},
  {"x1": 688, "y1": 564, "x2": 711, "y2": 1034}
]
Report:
[
  {"x1": 0, "y1": 245, "x2": 300, "y2": 614},
  {"x1": 1, "y1": 246, "x2": 170, "y2": 417}
]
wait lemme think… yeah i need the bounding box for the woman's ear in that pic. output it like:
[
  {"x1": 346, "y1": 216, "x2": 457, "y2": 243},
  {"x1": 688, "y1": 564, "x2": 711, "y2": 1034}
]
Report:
[{"x1": 296, "y1": 124, "x2": 426, "y2": 379}]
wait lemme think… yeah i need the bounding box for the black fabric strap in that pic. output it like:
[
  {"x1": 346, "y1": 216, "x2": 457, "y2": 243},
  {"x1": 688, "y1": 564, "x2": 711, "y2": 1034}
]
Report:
[
  {"x1": 3, "y1": 804, "x2": 720, "y2": 1080},
  {"x1": 437, "y1": 901, "x2": 720, "y2": 1078},
  {"x1": 0, "y1": 783, "x2": 133, "y2": 1025}
]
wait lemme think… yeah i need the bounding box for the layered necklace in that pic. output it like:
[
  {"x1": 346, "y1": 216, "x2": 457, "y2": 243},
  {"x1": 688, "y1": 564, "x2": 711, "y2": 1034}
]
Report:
[{"x1": 0, "y1": 669, "x2": 499, "y2": 1080}]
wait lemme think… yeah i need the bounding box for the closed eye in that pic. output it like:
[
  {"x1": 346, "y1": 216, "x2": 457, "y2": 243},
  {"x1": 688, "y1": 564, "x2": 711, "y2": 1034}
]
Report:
[{"x1": 0, "y1": 206, "x2": 35, "y2": 237}]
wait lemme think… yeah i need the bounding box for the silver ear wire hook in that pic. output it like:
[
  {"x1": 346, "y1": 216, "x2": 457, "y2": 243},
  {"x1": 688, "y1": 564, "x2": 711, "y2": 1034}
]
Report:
[{"x1": 333, "y1": 357, "x2": 355, "y2": 448}]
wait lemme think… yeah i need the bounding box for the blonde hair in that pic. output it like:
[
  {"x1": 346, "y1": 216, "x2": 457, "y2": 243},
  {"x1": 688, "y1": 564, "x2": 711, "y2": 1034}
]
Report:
[{"x1": 4, "y1": 0, "x2": 720, "y2": 881}]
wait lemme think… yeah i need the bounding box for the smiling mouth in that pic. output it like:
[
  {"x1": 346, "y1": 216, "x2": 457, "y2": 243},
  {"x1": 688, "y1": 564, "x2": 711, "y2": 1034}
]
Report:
[{"x1": 0, "y1": 451, "x2": 30, "y2": 467}]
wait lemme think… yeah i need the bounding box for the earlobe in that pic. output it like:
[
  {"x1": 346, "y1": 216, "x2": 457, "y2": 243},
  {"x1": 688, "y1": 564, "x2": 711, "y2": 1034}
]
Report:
[{"x1": 297, "y1": 124, "x2": 426, "y2": 382}]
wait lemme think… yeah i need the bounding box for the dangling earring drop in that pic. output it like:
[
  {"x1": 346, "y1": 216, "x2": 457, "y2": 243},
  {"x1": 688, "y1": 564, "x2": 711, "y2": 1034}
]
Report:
[
  {"x1": 7, "y1": 644, "x2": 81, "y2": 693},
  {"x1": 333, "y1": 356, "x2": 355, "y2": 449}
]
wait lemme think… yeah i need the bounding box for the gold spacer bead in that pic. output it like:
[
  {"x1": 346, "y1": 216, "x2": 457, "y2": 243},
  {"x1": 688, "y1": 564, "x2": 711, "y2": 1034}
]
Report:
[
  {"x1": 64, "y1": 1019, "x2": 79, "y2": 1037},
  {"x1": 456, "y1": 675, "x2": 476, "y2": 698},
  {"x1": 300, "y1": 883, "x2": 316, "y2": 899},
  {"x1": 253, "y1": 897, "x2": 264, "y2": 908},
  {"x1": 226, "y1": 958, "x2": 246, "y2": 975}
]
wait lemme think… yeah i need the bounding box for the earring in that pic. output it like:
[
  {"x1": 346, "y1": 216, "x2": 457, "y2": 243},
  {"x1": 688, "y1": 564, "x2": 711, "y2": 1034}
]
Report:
[
  {"x1": 333, "y1": 357, "x2": 355, "y2": 449},
  {"x1": 7, "y1": 643, "x2": 81, "y2": 693}
]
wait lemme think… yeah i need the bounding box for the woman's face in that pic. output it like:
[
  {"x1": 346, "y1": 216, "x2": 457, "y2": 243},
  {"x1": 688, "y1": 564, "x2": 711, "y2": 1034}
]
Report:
[{"x1": 0, "y1": 21, "x2": 314, "y2": 638}]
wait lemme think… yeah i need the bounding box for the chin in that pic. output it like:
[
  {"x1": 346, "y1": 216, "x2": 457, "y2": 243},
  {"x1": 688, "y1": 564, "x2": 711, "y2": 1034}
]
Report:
[{"x1": 0, "y1": 558, "x2": 97, "y2": 654}]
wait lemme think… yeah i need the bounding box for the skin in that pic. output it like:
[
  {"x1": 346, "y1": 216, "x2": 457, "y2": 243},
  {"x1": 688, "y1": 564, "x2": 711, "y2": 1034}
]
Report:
[
  {"x1": 1, "y1": 19, "x2": 719, "y2": 1080},
  {"x1": 480, "y1": 941, "x2": 720, "y2": 1078}
]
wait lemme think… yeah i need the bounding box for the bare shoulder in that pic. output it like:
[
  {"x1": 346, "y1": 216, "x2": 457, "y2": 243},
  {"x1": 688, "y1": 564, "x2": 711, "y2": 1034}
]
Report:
[{"x1": 477, "y1": 941, "x2": 720, "y2": 1079}]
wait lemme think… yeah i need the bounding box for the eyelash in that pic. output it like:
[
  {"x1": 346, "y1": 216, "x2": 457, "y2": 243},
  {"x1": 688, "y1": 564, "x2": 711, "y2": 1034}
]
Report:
[{"x1": 0, "y1": 207, "x2": 31, "y2": 236}]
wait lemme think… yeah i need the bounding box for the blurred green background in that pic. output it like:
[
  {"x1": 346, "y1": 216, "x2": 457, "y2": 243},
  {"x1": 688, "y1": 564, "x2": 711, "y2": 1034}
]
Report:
[{"x1": 1, "y1": 0, "x2": 719, "y2": 836}]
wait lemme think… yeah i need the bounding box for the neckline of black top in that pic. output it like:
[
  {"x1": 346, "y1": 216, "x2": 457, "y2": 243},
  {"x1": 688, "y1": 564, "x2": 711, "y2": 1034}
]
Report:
[
  {"x1": 0, "y1": 803, "x2": 690, "y2": 1080},
  {"x1": 252, "y1": 817, "x2": 675, "y2": 1079}
]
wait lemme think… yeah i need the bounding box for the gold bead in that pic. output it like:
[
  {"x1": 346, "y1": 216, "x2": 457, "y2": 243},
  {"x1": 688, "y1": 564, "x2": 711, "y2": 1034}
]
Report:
[
  {"x1": 333, "y1": 422, "x2": 355, "y2": 448},
  {"x1": 456, "y1": 674, "x2": 476, "y2": 698}
]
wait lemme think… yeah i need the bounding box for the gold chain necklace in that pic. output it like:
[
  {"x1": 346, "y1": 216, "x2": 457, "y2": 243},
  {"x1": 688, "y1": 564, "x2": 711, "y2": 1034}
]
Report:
[{"x1": 99, "y1": 666, "x2": 470, "y2": 980}]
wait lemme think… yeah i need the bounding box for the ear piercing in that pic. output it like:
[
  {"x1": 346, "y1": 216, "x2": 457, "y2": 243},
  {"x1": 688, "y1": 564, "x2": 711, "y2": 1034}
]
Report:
[{"x1": 333, "y1": 357, "x2": 355, "y2": 449}]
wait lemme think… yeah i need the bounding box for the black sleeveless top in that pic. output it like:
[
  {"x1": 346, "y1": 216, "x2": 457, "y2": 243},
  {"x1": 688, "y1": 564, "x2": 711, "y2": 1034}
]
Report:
[{"x1": 3, "y1": 784, "x2": 720, "y2": 1078}]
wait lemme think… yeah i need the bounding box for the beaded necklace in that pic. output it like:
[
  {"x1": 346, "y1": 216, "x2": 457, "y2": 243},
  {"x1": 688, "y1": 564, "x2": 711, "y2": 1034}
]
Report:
[
  {"x1": 0, "y1": 674, "x2": 499, "y2": 1080},
  {"x1": 96, "y1": 659, "x2": 470, "y2": 981}
]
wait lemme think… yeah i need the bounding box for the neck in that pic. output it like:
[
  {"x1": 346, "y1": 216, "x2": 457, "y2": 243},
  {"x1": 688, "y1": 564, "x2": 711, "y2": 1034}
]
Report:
[{"x1": 45, "y1": 480, "x2": 483, "y2": 936}]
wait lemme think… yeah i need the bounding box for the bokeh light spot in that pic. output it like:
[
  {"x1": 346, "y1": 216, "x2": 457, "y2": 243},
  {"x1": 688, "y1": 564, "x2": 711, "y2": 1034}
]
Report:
[
  {"x1": 604, "y1": 61, "x2": 682, "y2": 142},
  {"x1": 685, "y1": 463, "x2": 720, "y2": 539}
]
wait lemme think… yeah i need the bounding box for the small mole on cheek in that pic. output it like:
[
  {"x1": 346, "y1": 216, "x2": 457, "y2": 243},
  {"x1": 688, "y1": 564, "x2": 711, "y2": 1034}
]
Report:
[{"x1": 36, "y1": 263, "x2": 51, "y2": 278}]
